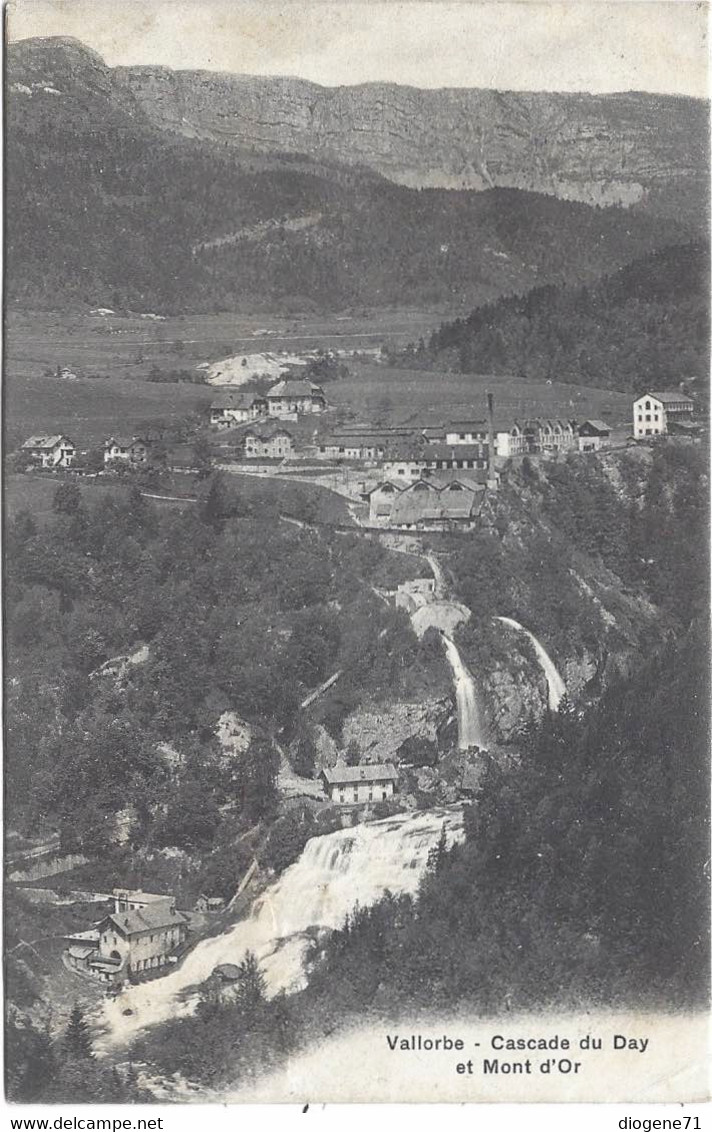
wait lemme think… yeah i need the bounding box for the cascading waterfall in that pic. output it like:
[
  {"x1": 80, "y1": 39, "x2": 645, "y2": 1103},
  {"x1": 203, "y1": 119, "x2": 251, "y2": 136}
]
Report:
[
  {"x1": 496, "y1": 616, "x2": 566, "y2": 712},
  {"x1": 441, "y1": 635, "x2": 486, "y2": 750},
  {"x1": 100, "y1": 807, "x2": 464, "y2": 1048}
]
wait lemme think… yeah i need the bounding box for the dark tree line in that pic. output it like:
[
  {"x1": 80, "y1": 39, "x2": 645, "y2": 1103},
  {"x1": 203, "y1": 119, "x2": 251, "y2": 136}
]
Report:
[{"x1": 420, "y1": 242, "x2": 709, "y2": 394}]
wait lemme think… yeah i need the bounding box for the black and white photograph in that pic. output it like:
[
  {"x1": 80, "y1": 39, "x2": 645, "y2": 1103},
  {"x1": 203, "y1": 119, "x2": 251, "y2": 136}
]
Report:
[{"x1": 3, "y1": 0, "x2": 710, "y2": 1107}]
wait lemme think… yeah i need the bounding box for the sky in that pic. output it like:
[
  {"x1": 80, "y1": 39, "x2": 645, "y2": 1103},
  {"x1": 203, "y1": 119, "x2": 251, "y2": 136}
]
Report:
[{"x1": 6, "y1": 0, "x2": 710, "y2": 97}]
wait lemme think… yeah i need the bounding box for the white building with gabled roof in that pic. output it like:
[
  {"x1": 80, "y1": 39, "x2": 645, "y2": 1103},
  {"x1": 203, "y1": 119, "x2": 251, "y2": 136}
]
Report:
[
  {"x1": 633, "y1": 391, "x2": 694, "y2": 439},
  {"x1": 321, "y1": 763, "x2": 399, "y2": 805}
]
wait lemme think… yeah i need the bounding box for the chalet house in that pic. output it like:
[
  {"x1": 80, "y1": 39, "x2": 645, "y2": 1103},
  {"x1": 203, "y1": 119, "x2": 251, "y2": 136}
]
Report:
[
  {"x1": 20, "y1": 435, "x2": 75, "y2": 468},
  {"x1": 209, "y1": 391, "x2": 266, "y2": 428},
  {"x1": 578, "y1": 420, "x2": 611, "y2": 452},
  {"x1": 243, "y1": 422, "x2": 293, "y2": 460},
  {"x1": 64, "y1": 889, "x2": 188, "y2": 983},
  {"x1": 321, "y1": 763, "x2": 399, "y2": 805},
  {"x1": 445, "y1": 420, "x2": 488, "y2": 445},
  {"x1": 104, "y1": 436, "x2": 149, "y2": 466},
  {"x1": 266, "y1": 379, "x2": 326, "y2": 417},
  {"x1": 633, "y1": 391, "x2": 694, "y2": 439}
]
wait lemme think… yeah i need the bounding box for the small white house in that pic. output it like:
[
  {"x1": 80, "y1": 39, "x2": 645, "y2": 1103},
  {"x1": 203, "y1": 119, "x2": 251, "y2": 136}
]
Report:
[
  {"x1": 104, "y1": 436, "x2": 149, "y2": 465},
  {"x1": 445, "y1": 420, "x2": 488, "y2": 445},
  {"x1": 321, "y1": 763, "x2": 399, "y2": 806}
]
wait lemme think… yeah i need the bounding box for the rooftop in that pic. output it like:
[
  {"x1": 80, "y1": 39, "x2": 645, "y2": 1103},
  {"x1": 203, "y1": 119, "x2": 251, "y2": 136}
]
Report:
[
  {"x1": 267, "y1": 379, "x2": 324, "y2": 397},
  {"x1": 322, "y1": 762, "x2": 399, "y2": 785},
  {"x1": 425, "y1": 443, "x2": 484, "y2": 461},
  {"x1": 113, "y1": 888, "x2": 172, "y2": 904},
  {"x1": 21, "y1": 434, "x2": 67, "y2": 449},
  {"x1": 105, "y1": 903, "x2": 187, "y2": 936},
  {"x1": 211, "y1": 391, "x2": 260, "y2": 409},
  {"x1": 649, "y1": 390, "x2": 695, "y2": 404}
]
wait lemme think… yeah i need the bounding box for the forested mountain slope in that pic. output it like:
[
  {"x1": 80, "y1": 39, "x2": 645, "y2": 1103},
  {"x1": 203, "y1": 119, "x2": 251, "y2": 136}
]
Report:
[
  {"x1": 418, "y1": 242, "x2": 709, "y2": 392},
  {"x1": 5, "y1": 37, "x2": 699, "y2": 313}
]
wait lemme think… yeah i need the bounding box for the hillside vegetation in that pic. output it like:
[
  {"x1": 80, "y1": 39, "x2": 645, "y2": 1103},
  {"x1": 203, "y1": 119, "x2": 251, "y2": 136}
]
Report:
[
  {"x1": 417, "y1": 242, "x2": 709, "y2": 393},
  {"x1": 6, "y1": 38, "x2": 696, "y2": 313}
]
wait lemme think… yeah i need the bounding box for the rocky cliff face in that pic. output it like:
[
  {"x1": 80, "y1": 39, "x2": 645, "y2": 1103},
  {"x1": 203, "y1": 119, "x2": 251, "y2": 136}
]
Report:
[
  {"x1": 7, "y1": 37, "x2": 708, "y2": 224},
  {"x1": 113, "y1": 66, "x2": 707, "y2": 220}
]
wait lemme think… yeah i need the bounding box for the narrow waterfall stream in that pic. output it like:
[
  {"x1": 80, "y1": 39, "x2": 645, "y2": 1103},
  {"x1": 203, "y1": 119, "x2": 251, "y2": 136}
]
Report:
[
  {"x1": 496, "y1": 616, "x2": 566, "y2": 711},
  {"x1": 441, "y1": 635, "x2": 486, "y2": 750},
  {"x1": 100, "y1": 807, "x2": 464, "y2": 1048}
]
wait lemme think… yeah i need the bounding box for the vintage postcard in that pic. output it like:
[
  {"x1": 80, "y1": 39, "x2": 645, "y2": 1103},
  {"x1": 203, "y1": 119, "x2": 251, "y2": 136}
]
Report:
[{"x1": 3, "y1": 0, "x2": 710, "y2": 1108}]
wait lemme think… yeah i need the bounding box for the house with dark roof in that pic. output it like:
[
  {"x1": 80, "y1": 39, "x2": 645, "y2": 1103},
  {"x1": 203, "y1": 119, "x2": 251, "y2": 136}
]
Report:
[
  {"x1": 266, "y1": 379, "x2": 326, "y2": 417},
  {"x1": 365, "y1": 476, "x2": 485, "y2": 530},
  {"x1": 578, "y1": 420, "x2": 612, "y2": 452},
  {"x1": 63, "y1": 889, "x2": 188, "y2": 982},
  {"x1": 423, "y1": 443, "x2": 486, "y2": 472},
  {"x1": 209, "y1": 390, "x2": 267, "y2": 428},
  {"x1": 20, "y1": 434, "x2": 75, "y2": 468},
  {"x1": 321, "y1": 763, "x2": 399, "y2": 805},
  {"x1": 242, "y1": 422, "x2": 294, "y2": 460}
]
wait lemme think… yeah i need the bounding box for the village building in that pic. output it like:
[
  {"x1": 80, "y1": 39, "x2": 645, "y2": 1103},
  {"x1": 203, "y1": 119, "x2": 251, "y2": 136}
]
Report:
[
  {"x1": 366, "y1": 475, "x2": 485, "y2": 531},
  {"x1": 395, "y1": 577, "x2": 436, "y2": 611},
  {"x1": 422, "y1": 443, "x2": 486, "y2": 472},
  {"x1": 381, "y1": 446, "x2": 431, "y2": 481},
  {"x1": 578, "y1": 420, "x2": 612, "y2": 452},
  {"x1": 104, "y1": 436, "x2": 149, "y2": 466},
  {"x1": 194, "y1": 894, "x2": 226, "y2": 913},
  {"x1": 494, "y1": 419, "x2": 575, "y2": 457},
  {"x1": 366, "y1": 481, "x2": 402, "y2": 525},
  {"x1": 266, "y1": 379, "x2": 326, "y2": 417},
  {"x1": 445, "y1": 420, "x2": 488, "y2": 445},
  {"x1": 536, "y1": 419, "x2": 577, "y2": 455},
  {"x1": 64, "y1": 889, "x2": 188, "y2": 983},
  {"x1": 422, "y1": 426, "x2": 446, "y2": 444},
  {"x1": 317, "y1": 434, "x2": 387, "y2": 461},
  {"x1": 242, "y1": 422, "x2": 294, "y2": 460},
  {"x1": 633, "y1": 391, "x2": 694, "y2": 439},
  {"x1": 20, "y1": 434, "x2": 75, "y2": 469},
  {"x1": 209, "y1": 391, "x2": 266, "y2": 428},
  {"x1": 321, "y1": 763, "x2": 399, "y2": 805}
]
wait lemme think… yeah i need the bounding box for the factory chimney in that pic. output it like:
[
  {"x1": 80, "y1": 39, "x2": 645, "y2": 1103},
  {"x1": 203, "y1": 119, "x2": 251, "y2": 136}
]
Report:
[{"x1": 486, "y1": 390, "x2": 498, "y2": 490}]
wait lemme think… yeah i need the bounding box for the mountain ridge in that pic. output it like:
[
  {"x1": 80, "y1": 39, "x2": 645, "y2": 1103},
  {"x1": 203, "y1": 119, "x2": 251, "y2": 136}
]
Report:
[{"x1": 8, "y1": 35, "x2": 709, "y2": 221}]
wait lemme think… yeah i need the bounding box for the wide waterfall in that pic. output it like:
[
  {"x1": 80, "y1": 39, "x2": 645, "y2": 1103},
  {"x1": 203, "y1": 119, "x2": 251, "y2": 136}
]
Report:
[
  {"x1": 441, "y1": 635, "x2": 486, "y2": 750},
  {"x1": 100, "y1": 807, "x2": 464, "y2": 1048},
  {"x1": 496, "y1": 616, "x2": 566, "y2": 712}
]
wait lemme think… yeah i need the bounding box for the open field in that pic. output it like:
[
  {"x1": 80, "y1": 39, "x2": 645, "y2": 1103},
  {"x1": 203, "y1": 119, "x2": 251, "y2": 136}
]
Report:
[
  {"x1": 4, "y1": 373, "x2": 212, "y2": 452},
  {"x1": 5, "y1": 307, "x2": 444, "y2": 380},
  {"x1": 5, "y1": 310, "x2": 635, "y2": 458},
  {"x1": 327, "y1": 365, "x2": 635, "y2": 428},
  {"x1": 4, "y1": 474, "x2": 134, "y2": 521}
]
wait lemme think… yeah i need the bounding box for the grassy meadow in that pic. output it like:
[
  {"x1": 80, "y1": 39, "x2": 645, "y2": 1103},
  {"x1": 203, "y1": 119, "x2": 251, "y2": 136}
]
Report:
[{"x1": 4, "y1": 308, "x2": 634, "y2": 463}]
